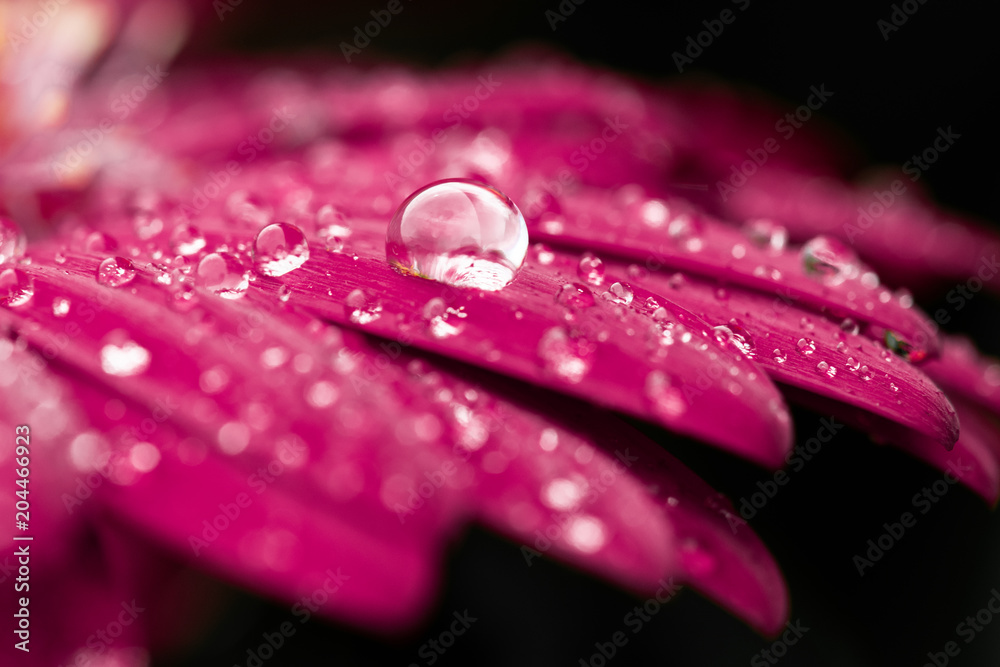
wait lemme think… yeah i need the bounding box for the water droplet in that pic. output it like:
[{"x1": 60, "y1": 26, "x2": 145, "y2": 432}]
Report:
[
  {"x1": 800, "y1": 316, "x2": 815, "y2": 331},
  {"x1": 816, "y1": 361, "x2": 837, "y2": 378},
  {"x1": 772, "y1": 348, "x2": 787, "y2": 363},
  {"x1": 731, "y1": 243, "x2": 746, "y2": 259},
  {"x1": 196, "y1": 253, "x2": 249, "y2": 299},
  {"x1": 896, "y1": 288, "x2": 914, "y2": 308},
  {"x1": 538, "y1": 327, "x2": 593, "y2": 384},
  {"x1": 132, "y1": 211, "x2": 163, "y2": 240},
  {"x1": 532, "y1": 243, "x2": 555, "y2": 266},
  {"x1": 346, "y1": 288, "x2": 382, "y2": 324},
  {"x1": 253, "y1": 222, "x2": 310, "y2": 277},
  {"x1": 52, "y1": 297, "x2": 71, "y2": 317},
  {"x1": 556, "y1": 283, "x2": 595, "y2": 310},
  {"x1": 859, "y1": 365, "x2": 873, "y2": 381},
  {"x1": 713, "y1": 319, "x2": 756, "y2": 358},
  {"x1": 742, "y1": 219, "x2": 788, "y2": 251},
  {"x1": 645, "y1": 370, "x2": 687, "y2": 419},
  {"x1": 565, "y1": 515, "x2": 606, "y2": 554},
  {"x1": 639, "y1": 199, "x2": 669, "y2": 228},
  {"x1": 846, "y1": 356, "x2": 861, "y2": 371},
  {"x1": 889, "y1": 382, "x2": 900, "y2": 392},
  {"x1": 0, "y1": 269, "x2": 34, "y2": 307},
  {"x1": 667, "y1": 273, "x2": 687, "y2": 289},
  {"x1": 0, "y1": 217, "x2": 26, "y2": 266},
  {"x1": 170, "y1": 225, "x2": 207, "y2": 256},
  {"x1": 800, "y1": 236, "x2": 860, "y2": 285},
  {"x1": 840, "y1": 317, "x2": 860, "y2": 335},
  {"x1": 603, "y1": 281, "x2": 633, "y2": 305},
  {"x1": 577, "y1": 253, "x2": 606, "y2": 286},
  {"x1": 422, "y1": 297, "x2": 466, "y2": 338},
  {"x1": 96, "y1": 257, "x2": 137, "y2": 287},
  {"x1": 386, "y1": 179, "x2": 528, "y2": 291},
  {"x1": 836, "y1": 341, "x2": 848, "y2": 353},
  {"x1": 796, "y1": 338, "x2": 816, "y2": 355},
  {"x1": 542, "y1": 478, "x2": 586, "y2": 511},
  {"x1": 100, "y1": 337, "x2": 151, "y2": 377},
  {"x1": 84, "y1": 231, "x2": 117, "y2": 253},
  {"x1": 860, "y1": 271, "x2": 880, "y2": 290},
  {"x1": 883, "y1": 330, "x2": 925, "y2": 362}
]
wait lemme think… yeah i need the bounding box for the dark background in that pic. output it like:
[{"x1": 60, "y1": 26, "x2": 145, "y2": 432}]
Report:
[{"x1": 166, "y1": 2, "x2": 1000, "y2": 665}]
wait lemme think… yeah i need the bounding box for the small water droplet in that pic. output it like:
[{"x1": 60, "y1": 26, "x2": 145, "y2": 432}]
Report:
[
  {"x1": 742, "y1": 219, "x2": 788, "y2": 251},
  {"x1": 816, "y1": 361, "x2": 837, "y2": 378},
  {"x1": 645, "y1": 370, "x2": 687, "y2": 419},
  {"x1": 532, "y1": 243, "x2": 555, "y2": 265},
  {"x1": 836, "y1": 341, "x2": 848, "y2": 353},
  {"x1": 422, "y1": 297, "x2": 466, "y2": 339},
  {"x1": 538, "y1": 327, "x2": 593, "y2": 384},
  {"x1": 277, "y1": 284, "x2": 293, "y2": 303},
  {"x1": 772, "y1": 348, "x2": 787, "y2": 363},
  {"x1": 170, "y1": 225, "x2": 207, "y2": 256},
  {"x1": 556, "y1": 283, "x2": 596, "y2": 310},
  {"x1": 840, "y1": 317, "x2": 860, "y2": 335},
  {"x1": 346, "y1": 288, "x2": 382, "y2": 324},
  {"x1": 96, "y1": 257, "x2": 137, "y2": 287},
  {"x1": 603, "y1": 281, "x2": 633, "y2": 305},
  {"x1": 0, "y1": 269, "x2": 34, "y2": 307},
  {"x1": 667, "y1": 273, "x2": 686, "y2": 289},
  {"x1": 0, "y1": 217, "x2": 26, "y2": 266},
  {"x1": 860, "y1": 271, "x2": 880, "y2": 290},
  {"x1": 883, "y1": 329, "x2": 926, "y2": 362},
  {"x1": 859, "y1": 365, "x2": 873, "y2": 381},
  {"x1": 253, "y1": 222, "x2": 310, "y2": 277},
  {"x1": 796, "y1": 338, "x2": 816, "y2": 355},
  {"x1": 52, "y1": 297, "x2": 71, "y2": 317},
  {"x1": 846, "y1": 356, "x2": 861, "y2": 371},
  {"x1": 895, "y1": 288, "x2": 914, "y2": 308},
  {"x1": 100, "y1": 336, "x2": 151, "y2": 377},
  {"x1": 85, "y1": 231, "x2": 117, "y2": 253},
  {"x1": 800, "y1": 236, "x2": 860, "y2": 285},
  {"x1": 577, "y1": 253, "x2": 606, "y2": 286},
  {"x1": 889, "y1": 382, "x2": 900, "y2": 392},
  {"x1": 132, "y1": 211, "x2": 164, "y2": 240},
  {"x1": 196, "y1": 253, "x2": 249, "y2": 299},
  {"x1": 386, "y1": 179, "x2": 528, "y2": 291}
]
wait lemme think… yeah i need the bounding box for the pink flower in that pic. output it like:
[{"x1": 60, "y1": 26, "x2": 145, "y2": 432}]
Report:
[{"x1": 0, "y1": 13, "x2": 998, "y2": 666}]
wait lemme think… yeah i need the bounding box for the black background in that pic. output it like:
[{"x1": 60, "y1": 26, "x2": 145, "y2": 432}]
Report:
[{"x1": 162, "y1": 1, "x2": 1000, "y2": 665}]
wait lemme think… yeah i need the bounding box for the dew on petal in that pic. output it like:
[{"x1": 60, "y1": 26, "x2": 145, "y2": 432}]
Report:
[
  {"x1": 52, "y1": 297, "x2": 71, "y2": 317},
  {"x1": 796, "y1": 338, "x2": 817, "y2": 355},
  {"x1": 0, "y1": 217, "x2": 26, "y2": 266},
  {"x1": 840, "y1": 317, "x2": 860, "y2": 335},
  {"x1": 253, "y1": 222, "x2": 310, "y2": 277},
  {"x1": 816, "y1": 361, "x2": 837, "y2": 378},
  {"x1": 603, "y1": 281, "x2": 633, "y2": 306},
  {"x1": 129, "y1": 442, "x2": 161, "y2": 473},
  {"x1": 100, "y1": 338, "x2": 151, "y2": 377},
  {"x1": 542, "y1": 478, "x2": 585, "y2": 511},
  {"x1": 539, "y1": 428, "x2": 559, "y2": 451},
  {"x1": 386, "y1": 179, "x2": 528, "y2": 291},
  {"x1": 532, "y1": 243, "x2": 555, "y2": 266},
  {"x1": 859, "y1": 364, "x2": 874, "y2": 381},
  {"x1": 714, "y1": 319, "x2": 756, "y2": 358},
  {"x1": 800, "y1": 235, "x2": 860, "y2": 285},
  {"x1": 742, "y1": 218, "x2": 788, "y2": 252},
  {"x1": 346, "y1": 288, "x2": 382, "y2": 325},
  {"x1": 170, "y1": 224, "x2": 207, "y2": 256},
  {"x1": 538, "y1": 327, "x2": 593, "y2": 384},
  {"x1": 846, "y1": 356, "x2": 861, "y2": 372},
  {"x1": 772, "y1": 348, "x2": 787, "y2": 364},
  {"x1": 218, "y1": 421, "x2": 251, "y2": 455},
  {"x1": 197, "y1": 252, "x2": 249, "y2": 299},
  {"x1": 0, "y1": 269, "x2": 34, "y2": 308},
  {"x1": 96, "y1": 257, "x2": 137, "y2": 287},
  {"x1": 884, "y1": 329, "x2": 926, "y2": 362},
  {"x1": 565, "y1": 515, "x2": 606, "y2": 554},
  {"x1": 645, "y1": 370, "x2": 687, "y2": 419},
  {"x1": 556, "y1": 283, "x2": 596, "y2": 310},
  {"x1": 577, "y1": 253, "x2": 606, "y2": 286},
  {"x1": 422, "y1": 297, "x2": 466, "y2": 338}
]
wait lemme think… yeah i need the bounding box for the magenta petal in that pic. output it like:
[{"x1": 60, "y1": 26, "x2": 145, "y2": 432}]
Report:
[
  {"x1": 518, "y1": 185, "x2": 939, "y2": 357},
  {"x1": 717, "y1": 169, "x2": 1000, "y2": 295},
  {"x1": 608, "y1": 259, "x2": 959, "y2": 449},
  {"x1": 922, "y1": 335, "x2": 1000, "y2": 416}
]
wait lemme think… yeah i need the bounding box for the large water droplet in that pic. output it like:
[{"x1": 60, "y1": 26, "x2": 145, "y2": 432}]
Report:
[
  {"x1": 800, "y1": 236, "x2": 860, "y2": 285},
  {"x1": 0, "y1": 217, "x2": 26, "y2": 266},
  {"x1": 197, "y1": 253, "x2": 249, "y2": 299},
  {"x1": 0, "y1": 269, "x2": 34, "y2": 307},
  {"x1": 884, "y1": 329, "x2": 926, "y2": 362},
  {"x1": 386, "y1": 179, "x2": 527, "y2": 291},
  {"x1": 714, "y1": 319, "x2": 756, "y2": 358},
  {"x1": 96, "y1": 257, "x2": 137, "y2": 287},
  {"x1": 253, "y1": 222, "x2": 310, "y2": 277}
]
